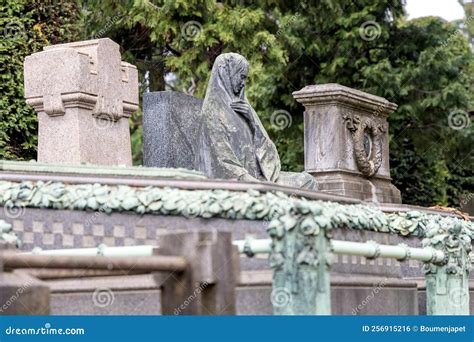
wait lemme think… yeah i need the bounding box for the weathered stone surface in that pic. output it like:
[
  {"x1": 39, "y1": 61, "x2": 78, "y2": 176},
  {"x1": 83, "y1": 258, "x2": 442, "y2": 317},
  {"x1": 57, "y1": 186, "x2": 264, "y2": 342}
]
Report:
[
  {"x1": 52, "y1": 289, "x2": 162, "y2": 315},
  {"x1": 156, "y1": 231, "x2": 237, "y2": 315},
  {"x1": 24, "y1": 38, "x2": 138, "y2": 166},
  {"x1": 143, "y1": 91, "x2": 203, "y2": 169},
  {"x1": 48, "y1": 274, "x2": 162, "y2": 315},
  {"x1": 235, "y1": 276, "x2": 419, "y2": 315},
  {"x1": 293, "y1": 83, "x2": 401, "y2": 203},
  {"x1": 0, "y1": 270, "x2": 50, "y2": 315}
]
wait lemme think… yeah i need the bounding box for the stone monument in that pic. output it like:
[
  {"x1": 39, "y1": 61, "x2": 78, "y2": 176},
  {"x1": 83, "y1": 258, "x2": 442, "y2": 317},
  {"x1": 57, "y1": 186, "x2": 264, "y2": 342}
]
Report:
[
  {"x1": 24, "y1": 38, "x2": 138, "y2": 166},
  {"x1": 293, "y1": 83, "x2": 401, "y2": 203},
  {"x1": 144, "y1": 53, "x2": 317, "y2": 190}
]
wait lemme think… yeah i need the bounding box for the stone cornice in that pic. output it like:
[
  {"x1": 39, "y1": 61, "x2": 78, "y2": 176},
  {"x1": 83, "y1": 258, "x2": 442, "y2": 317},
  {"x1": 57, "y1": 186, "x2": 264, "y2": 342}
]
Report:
[
  {"x1": 26, "y1": 92, "x2": 138, "y2": 119},
  {"x1": 26, "y1": 92, "x2": 98, "y2": 115},
  {"x1": 293, "y1": 83, "x2": 397, "y2": 117},
  {"x1": 0, "y1": 180, "x2": 472, "y2": 241}
]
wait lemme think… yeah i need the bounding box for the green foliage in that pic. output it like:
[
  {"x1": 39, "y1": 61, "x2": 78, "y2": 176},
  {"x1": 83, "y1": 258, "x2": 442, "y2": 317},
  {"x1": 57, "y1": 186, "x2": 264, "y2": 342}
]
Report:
[
  {"x1": 0, "y1": 0, "x2": 81, "y2": 160},
  {"x1": 2, "y1": 0, "x2": 472, "y2": 207},
  {"x1": 84, "y1": 0, "x2": 471, "y2": 207}
]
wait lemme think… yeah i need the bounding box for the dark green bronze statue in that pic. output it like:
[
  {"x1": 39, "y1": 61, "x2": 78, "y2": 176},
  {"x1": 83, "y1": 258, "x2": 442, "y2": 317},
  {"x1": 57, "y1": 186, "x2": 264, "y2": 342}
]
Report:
[{"x1": 196, "y1": 53, "x2": 318, "y2": 190}]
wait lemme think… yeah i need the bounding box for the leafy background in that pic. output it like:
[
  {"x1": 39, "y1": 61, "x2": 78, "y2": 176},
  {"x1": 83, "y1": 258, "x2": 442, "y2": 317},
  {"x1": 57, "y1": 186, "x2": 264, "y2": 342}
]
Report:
[{"x1": 1, "y1": 0, "x2": 472, "y2": 208}]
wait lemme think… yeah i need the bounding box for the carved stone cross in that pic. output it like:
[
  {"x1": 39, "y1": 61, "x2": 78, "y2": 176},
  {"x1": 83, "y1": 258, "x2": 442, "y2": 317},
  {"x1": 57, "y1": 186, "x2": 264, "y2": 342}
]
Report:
[{"x1": 24, "y1": 38, "x2": 138, "y2": 166}]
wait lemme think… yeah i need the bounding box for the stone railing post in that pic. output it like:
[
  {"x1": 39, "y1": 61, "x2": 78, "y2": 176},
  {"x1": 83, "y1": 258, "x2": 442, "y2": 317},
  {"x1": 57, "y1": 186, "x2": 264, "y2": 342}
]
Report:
[
  {"x1": 24, "y1": 38, "x2": 138, "y2": 166},
  {"x1": 268, "y1": 212, "x2": 332, "y2": 315},
  {"x1": 0, "y1": 238, "x2": 50, "y2": 315},
  {"x1": 155, "y1": 231, "x2": 238, "y2": 315},
  {"x1": 292, "y1": 84, "x2": 401, "y2": 203},
  {"x1": 423, "y1": 221, "x2": 472, "y2": 315}
]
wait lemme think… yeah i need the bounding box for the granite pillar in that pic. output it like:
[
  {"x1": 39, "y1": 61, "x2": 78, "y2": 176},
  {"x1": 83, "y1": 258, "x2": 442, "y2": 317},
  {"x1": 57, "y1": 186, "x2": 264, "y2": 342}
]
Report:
[{"x1": 24, "y1": 38, "x2": 138, "y2": 166}]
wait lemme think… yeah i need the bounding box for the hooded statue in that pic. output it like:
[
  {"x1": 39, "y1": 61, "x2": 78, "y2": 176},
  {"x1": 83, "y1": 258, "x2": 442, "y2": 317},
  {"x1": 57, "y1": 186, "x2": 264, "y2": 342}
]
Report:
[{"x1": 196, "y1": 53, "x2": 318, "y2": 190}]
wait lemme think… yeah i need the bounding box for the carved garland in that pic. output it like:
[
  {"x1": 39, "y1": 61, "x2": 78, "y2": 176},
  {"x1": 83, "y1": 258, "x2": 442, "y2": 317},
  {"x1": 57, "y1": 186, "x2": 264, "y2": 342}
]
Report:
[
  {"x1": 0, "y1": 181, "x2": 472, "y2": 246},
  {"x1": 343, "y1": 114, "x2": 386, "y2": 177},
  {"x1": 422, "y1": 220, "x2": 472, "y2": 276}
]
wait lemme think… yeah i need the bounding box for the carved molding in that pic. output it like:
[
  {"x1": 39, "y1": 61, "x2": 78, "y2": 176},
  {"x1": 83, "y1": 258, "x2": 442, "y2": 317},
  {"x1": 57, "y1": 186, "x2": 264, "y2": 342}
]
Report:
[
  {"x1": 422, "y1": 220, "x2": 472, "y2": 276},
  {"x1": 0, "y1": 180, "x2": 472, "y2": 240},
  {"x1": 26, "y1": 92, "x2": 98, "y2": 116}
]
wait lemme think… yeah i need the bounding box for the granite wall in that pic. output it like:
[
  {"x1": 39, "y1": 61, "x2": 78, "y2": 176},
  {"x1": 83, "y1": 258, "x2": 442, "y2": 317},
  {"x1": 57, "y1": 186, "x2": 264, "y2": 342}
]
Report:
[{"x1": 2, "y1": 206, "x2": 472, "y2": 315}]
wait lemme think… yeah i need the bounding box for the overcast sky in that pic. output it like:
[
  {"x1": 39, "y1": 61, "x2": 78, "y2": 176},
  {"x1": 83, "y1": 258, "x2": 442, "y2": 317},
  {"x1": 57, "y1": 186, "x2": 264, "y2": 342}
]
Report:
[{"x1": 405, "y1": 0, "x2": 465, "y2": 21}]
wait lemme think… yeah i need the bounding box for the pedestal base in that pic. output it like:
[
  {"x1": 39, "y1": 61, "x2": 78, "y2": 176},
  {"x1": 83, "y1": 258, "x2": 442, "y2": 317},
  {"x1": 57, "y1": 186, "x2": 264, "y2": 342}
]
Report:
[{"x1": 311, "y1": 171, "x2": 401, "y2": 204}]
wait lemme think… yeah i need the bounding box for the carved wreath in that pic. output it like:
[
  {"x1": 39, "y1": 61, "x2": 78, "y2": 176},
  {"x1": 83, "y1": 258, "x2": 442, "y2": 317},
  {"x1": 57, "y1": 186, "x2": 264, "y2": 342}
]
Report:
[{"x1": 343, "y1": 114, "x2": 385, "y2": 177}]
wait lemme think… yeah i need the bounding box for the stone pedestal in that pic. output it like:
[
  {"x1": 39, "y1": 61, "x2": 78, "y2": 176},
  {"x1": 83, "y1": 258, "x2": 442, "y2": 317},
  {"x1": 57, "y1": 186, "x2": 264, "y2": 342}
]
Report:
[
  {"x1": 293, "y1": 83, "x2": 401, "y2": 203},
  {"x1": 24, "y1": 38, "x2": 138, "y2": 166},
  {"x1": 0, "y1": 244, "x2": 50, "y2": 315}
]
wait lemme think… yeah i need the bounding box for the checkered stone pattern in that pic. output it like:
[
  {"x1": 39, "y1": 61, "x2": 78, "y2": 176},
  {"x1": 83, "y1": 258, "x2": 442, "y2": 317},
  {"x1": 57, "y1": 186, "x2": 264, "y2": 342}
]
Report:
[
  {"x1": 0, "y1": 206, "x2": 432, "y2": 279},
  {"x1": 0, "y1": 207, "x2": 167, "y2": 251},
  {"x1": 0, "y1": 206, "x2": 269, "y2": 253}
]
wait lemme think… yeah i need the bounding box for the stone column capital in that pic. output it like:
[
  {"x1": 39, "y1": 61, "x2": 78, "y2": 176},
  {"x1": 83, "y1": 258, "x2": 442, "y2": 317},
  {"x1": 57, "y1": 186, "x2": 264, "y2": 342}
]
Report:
[{"x1": 292, "y1": 83, "x2": 397, "y2": 117}]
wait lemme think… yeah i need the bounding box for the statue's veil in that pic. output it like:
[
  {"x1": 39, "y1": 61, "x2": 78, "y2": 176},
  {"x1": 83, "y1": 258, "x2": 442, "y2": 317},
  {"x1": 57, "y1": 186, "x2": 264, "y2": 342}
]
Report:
[{"x1": 196, "y1": 53, "x2": 281, "y2": 182}]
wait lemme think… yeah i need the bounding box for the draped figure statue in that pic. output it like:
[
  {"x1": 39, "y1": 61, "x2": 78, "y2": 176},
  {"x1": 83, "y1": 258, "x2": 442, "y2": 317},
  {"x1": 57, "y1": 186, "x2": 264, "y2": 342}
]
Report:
[{"x1": 196, "y1": 53, "x2": 318, "y2": 190}]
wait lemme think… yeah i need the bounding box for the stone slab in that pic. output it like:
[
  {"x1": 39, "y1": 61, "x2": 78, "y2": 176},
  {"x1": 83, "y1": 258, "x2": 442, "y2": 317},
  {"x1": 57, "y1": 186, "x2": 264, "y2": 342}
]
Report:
[
  {"x1": 51, "y1": 290, "x2": 162, "y2": 315},
  {"x1": 143, "y1": 91, "x2": 203, "y2": 170}
]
